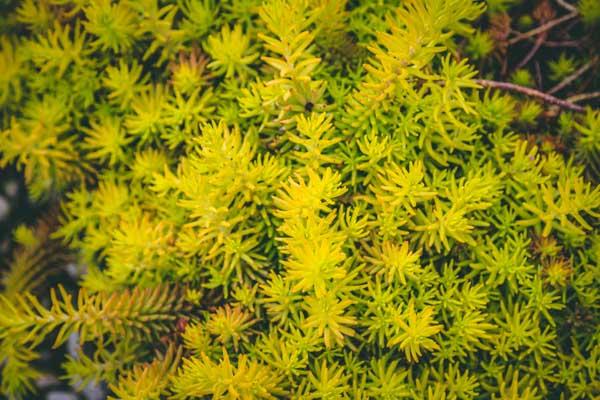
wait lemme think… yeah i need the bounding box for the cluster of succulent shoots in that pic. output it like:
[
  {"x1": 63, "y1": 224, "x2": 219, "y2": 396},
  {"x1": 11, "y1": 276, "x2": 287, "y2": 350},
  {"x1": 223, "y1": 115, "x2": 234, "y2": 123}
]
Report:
[{"x1": 0, "y1": 0, "x2": 599, "y2": 399}]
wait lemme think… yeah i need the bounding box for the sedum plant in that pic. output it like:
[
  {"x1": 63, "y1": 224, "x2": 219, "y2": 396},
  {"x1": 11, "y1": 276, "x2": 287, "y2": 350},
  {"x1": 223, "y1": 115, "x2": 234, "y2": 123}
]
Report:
[{"x1": 0, "y1": 0, "x2": 599, "y2": 399}]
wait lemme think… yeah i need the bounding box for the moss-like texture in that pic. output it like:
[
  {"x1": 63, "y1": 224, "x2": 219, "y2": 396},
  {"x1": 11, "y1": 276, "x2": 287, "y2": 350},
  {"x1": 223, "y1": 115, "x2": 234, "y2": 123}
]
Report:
[{"x1": 0, "y1": 0, "x2": 599, "y2": 399}]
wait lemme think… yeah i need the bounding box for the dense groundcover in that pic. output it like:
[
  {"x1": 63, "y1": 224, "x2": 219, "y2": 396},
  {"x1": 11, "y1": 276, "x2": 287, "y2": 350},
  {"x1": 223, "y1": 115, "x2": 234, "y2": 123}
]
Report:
[{"x1": 1, "y1": 0, "x2": 600, "y2": 398}]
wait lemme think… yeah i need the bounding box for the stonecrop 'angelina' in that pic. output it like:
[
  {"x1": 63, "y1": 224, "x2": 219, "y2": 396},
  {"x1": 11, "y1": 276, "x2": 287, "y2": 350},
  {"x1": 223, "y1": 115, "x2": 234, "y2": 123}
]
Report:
[{"x1": 0, "y1": 0, "x2": 599, "y2": 399}]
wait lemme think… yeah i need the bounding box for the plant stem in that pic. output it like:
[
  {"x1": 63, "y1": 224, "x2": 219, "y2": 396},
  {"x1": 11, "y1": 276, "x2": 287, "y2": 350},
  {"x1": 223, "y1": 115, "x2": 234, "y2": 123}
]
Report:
[
  {"x1": 567, "y1": 91, "x2": 600, "y2": 103},
  {"x1": 548, "y1": 57, "x2": 597, "y2": 94},
  {"x1": 515, "y1": 32, "x2": 546, "y2": 70},
  {"x1": 555, "y1": 0, "x2": 577, "y2": 13},
  {"x1": 475, "y1": 79, "x2": 585, "y2": 112},
  {"x1": 508, "y1": 12, "x2": 578, "y2": 45}
]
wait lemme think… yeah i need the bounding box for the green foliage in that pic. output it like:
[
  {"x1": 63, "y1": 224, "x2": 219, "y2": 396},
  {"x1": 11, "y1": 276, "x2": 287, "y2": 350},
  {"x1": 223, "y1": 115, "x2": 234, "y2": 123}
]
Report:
[
  {"x1": 172, "y1": 350, "x2": 284, "y2": 399},
  {"x1": 486, "y1": 0, "x2": 519, "y2": 14},
  {"x1": 574, "y1": 108, "x2": 600, "y2": 177},
  {"x1": 27, "y1": 21, "x2": 89, "y2": 78},
  {"x1": 2, "y1": 217, "x2": 65, "y2": 297},
  {"x1": 511, "y1": 68, "x2": 534, "y2": 87},
  {"x1": 109, "y1": 345, "x2": 181, "y2": 400},
  {"x1": 204, "y1": 24, "x2": 259, "y2": 79},
  {"x1": 465, "y1": 29, "x2": 494, "y2": 60},
  {"x1": 579, "y1": 0, "x2": 600, "y2": 26},
  {"x1": 0, "y1": 285, "x2": 187, "y2": 347},
  {"x1": 0, "y1": 0, "x2": 599, "y2": 399},
  {"x1": 518, "y1": 100, "x2": 543, "y2": 125},
  {"x1": 0, "y1": 36, "x2": 22, "y2": 106},
  {"x1": 83, "y1": 0, "x2": 140, "y2": 52},
  {"x1": 388, "y1": 300, "x2": 443, "y2": 362},
  {"x1": 549, "y1": 54, "x2": 579, "y2": 82}
]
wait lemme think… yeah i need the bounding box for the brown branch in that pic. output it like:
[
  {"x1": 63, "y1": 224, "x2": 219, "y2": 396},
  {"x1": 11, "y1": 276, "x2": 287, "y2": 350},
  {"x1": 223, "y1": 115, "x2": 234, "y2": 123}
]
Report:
[
  {"x1": 508, "y1": 12, "x2": 578, "y2": 45},
  {"x1": 515, "y1": 32, "x2": 546, "y2": 70},
  {"x1": 548, "y1": 57, "x2": 597, "y2": 94},
  {"x1": 555, "y1": 0, "x2": 577, "y2": 13},
  {"x1": 543, "y1": 39, "x2": 581, "y2": 47},
  {"x1": 522, "y1": 36, "x2": 584, "y2": 48},
  {"x1": 535, "y1": 61, "x2": 543, "y2": 88},
  {"x1": 475, "y1": 79, "x2": 585, "y2": 112},
  {"x1": 567, "y1": 91, "x2": 600, "y2": 103}
]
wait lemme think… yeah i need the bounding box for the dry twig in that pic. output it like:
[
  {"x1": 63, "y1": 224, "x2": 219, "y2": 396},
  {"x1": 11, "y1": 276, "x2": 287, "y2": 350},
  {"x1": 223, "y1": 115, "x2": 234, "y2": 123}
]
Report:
[
  {"x1": 555, "y1": 0, "x2": 577, "y2": 13},
  {"x1": 475, "y1": 79, "x2": 585, "y2": 112},
  {"x1": 508, "y1": 12, "x2": 578, "y2": 45},
  {"x1": 567, "y1": 91, "x2": 600, "y2": 103},
  {"x1": 515, "y1": 33, "x2": 546, "y2": 70},
  {"x1": 542, "y1": 39, "x2": 581, "y2": 47},
  {"x1": 548, "y1": 58, "x2": 597, "y2": 94}
]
